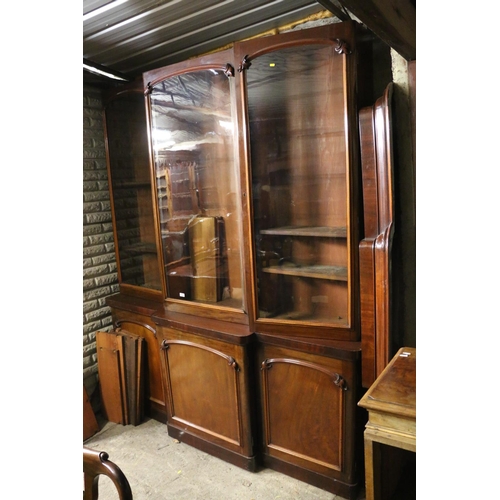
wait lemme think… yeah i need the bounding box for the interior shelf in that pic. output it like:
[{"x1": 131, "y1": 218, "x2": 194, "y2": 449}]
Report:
[
  {"x1": 114, "y1": 180, "x2": 152, "y2": 188},
  {"x1": 122, "y1": 242, "x2": 158, "y2": 255},
  {"x1": 262, "y1": 264, "x2": 347, "y2": 281},
  {"x1": 167, "y1": 263, "x2": 192, "y2": 277},
  {"x1": 260, "y1": 226, "x2": 347, "y2": 238},
  {"x1": 258, "y1": 309, "x2": 348, "y2": 324}
]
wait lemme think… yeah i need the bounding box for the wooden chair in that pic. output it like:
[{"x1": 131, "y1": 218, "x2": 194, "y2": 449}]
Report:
[{"x1": 83, "y1": 446, "x2": 133, "y2": 500}]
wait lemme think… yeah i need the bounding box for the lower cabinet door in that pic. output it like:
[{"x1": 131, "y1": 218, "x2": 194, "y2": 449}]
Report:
[
  {"x1": 158, "y1": 326, "x2": 255, "y2": 470},
  {"x1": 257, "y1": 343, "x2": 359, "y2": 498}
]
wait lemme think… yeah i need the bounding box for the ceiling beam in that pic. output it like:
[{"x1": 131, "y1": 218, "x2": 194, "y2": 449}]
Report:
[
  {"x1": 320, "y1": 0, "x2": 416, "y2": 60},
  {"x1": 315, "y1": 0, "x2": 351, "y2": 22}
]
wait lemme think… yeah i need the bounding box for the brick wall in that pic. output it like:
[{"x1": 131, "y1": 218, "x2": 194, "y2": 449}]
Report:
[{"x1": 83, "y1": 84, "x2": 119, "y2": 403}]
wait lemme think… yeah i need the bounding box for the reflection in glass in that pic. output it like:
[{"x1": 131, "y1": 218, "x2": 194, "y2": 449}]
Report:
[
  {"x1": 149, "y1": 69, "x2": 244, "y2": 309},
  {"x1": 246, "y1": 44, "x2": 349, "y2": 324}
]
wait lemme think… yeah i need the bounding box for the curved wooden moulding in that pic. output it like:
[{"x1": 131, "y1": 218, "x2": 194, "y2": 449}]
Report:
[
  {"x1": 237, "y1": 36, "x2": 351, "y2": 72},
  {"x1": 161, "y1": 339, "x2": 238, "y2": 370},
  {"x1": 359, "y1": 83, "x2": 395, "y2": 389},
  {"x1": 115, "y1": 319, "x2": 157, "y2": 337},
  {"x1": 261, "y1": 357, "x2": 347, "y2": 390}
]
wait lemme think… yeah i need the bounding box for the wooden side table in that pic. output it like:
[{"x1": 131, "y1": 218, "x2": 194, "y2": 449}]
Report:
[{"x1": 358, "y1": 347, "x2": 416, "y2": 500}]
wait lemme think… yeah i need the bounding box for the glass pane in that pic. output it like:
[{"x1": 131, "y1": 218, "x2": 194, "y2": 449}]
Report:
[
  {"x1": 150, "y1": 69, "x2": 244, "y2": 309},
  {"x1": 105, "y1": 92, "x2": 162, "y2": 291},
  {"x1": 246, "y1": 44, "x2": 349, "y2": 325}
]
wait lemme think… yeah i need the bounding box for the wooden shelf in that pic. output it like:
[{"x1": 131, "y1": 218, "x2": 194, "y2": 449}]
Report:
[
  {"x1": 262, "y1": 264, "x2": 347, "y2": 281},
  {"x1": 123, "y1": 242, "x2": 158, "y2": 255},
  {"x1": 260, "y1": 226, "x2": 347, "y2": 238},
  {"x1": 167, "y1": 263, "x2": 192, "y2": 277},
  {"x1": 114, "y1": 180, "x2": 152, "y2": 188},
  {"x1": 259, "y1": 310, "x2": 348, "y2": 324}
]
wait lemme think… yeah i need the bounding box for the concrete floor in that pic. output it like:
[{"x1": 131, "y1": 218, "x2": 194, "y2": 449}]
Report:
[{"x1": 84, "y1": 417, "x2": 366, "y2": 500}]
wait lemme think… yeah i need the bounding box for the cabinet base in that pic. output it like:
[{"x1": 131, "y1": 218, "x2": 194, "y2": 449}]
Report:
[
  {"x1": 146, "y1": 402, "x2": 168, "y2": 424},
  {"x1": 167, "y1": 423, "x2": 257, "y2": 472},
  {"x1": 261, "y1": 454, "x2": 359, "y2": 500}
]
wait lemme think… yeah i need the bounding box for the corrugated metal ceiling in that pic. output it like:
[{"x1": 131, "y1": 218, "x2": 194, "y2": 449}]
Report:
[{"x1": 83, "y1": 0, "x2": 341, "y2": 85}]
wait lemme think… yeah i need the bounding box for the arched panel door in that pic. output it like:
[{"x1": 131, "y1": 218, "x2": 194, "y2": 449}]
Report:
[
  {"x1": 260, "y1": 356, "x2": 347, "y2": 473},
  {"x1": 160, "y1": 339, "x2": 243, "y2": 449}
]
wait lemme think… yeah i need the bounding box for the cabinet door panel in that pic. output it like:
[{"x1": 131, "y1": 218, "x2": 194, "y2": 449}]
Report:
[
  {"x1": 162, "y1": 339, "x2": 241, "y2": 446},
  {"x1": 261, "y1": 357, "x2": 345, "y2": 472}
]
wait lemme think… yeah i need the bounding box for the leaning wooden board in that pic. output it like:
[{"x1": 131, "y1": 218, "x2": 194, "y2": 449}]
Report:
[{"x1": 96, "y1": 330, "x2": 145, "y2": 425}]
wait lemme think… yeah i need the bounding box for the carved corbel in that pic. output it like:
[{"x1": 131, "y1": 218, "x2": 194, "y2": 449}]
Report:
[
  {"x1": 238, "y1": 55, "x2": 251, "y2": 72},
  {"x1": 333, "y1": 38, "x2": 351, "y2": 55},
  {"x1": 224, "y1": 63, "x2": 235, "y2": 77}
]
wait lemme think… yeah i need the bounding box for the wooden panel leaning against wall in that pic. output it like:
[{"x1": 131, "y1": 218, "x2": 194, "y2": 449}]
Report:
[
  {"x1": 107, "y1": 299, "x2": 167, "y2": 423},
  {"x1": 358, "y1": 83, "x2": 395, "y2": 388}
]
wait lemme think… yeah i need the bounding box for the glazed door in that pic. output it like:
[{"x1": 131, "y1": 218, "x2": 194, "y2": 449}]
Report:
[
  {"x1": 146, "y1": 56, "x2": 246, "y2": 314},
  {"x1": 104, "y1": 88, "x2": 163, "y2": 299},
  {"x1": 237, "y1": 24, "x2": 359, "y2": 338}
]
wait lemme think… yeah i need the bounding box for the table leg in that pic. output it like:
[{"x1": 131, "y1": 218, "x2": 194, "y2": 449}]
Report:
[{"x1": 364, "y1": 433, "x2": 382, "y2": 500}]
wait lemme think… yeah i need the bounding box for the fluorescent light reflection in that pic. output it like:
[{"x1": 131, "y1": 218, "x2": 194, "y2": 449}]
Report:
[
  {"x1": 218, "y1": 120, "x2": 233, "y2": 131},
  {"x1": 83, "y1": 63, "x2": 128, "y2": 81},
  {"x1": 152, "y1": 129, "x2": 175, "y2": 150},
  {"x1": 83, "y1": 0, "x2": 129, "y2": 22}
]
